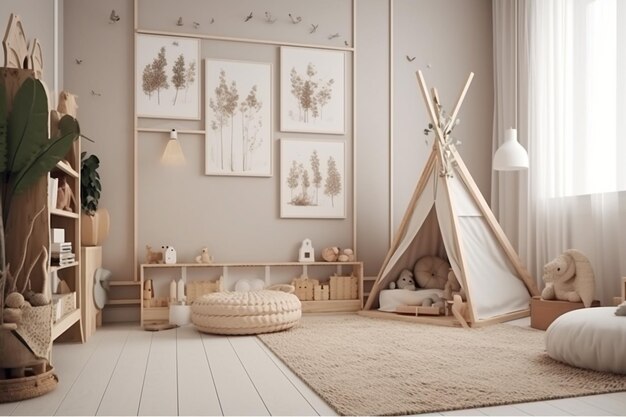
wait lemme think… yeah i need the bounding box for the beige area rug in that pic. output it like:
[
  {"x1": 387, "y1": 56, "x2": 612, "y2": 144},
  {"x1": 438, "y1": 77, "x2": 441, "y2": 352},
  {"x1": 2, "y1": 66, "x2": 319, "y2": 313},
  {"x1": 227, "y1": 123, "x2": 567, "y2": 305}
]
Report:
[{"x1": 258, "y1": 314, "x2": 626, "y2": 416}]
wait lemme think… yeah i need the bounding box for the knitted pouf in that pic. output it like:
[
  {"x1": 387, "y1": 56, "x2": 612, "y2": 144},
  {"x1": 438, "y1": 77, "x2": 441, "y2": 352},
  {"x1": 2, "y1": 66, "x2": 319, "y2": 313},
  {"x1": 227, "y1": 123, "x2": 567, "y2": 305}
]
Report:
[{"x1": 191, "y1": 290, "x2": 302, "y2": 335}]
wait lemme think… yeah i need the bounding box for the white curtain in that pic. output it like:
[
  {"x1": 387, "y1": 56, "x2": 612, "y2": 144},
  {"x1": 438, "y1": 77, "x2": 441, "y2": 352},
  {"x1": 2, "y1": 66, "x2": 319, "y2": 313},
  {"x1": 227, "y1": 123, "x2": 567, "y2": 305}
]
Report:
[{"x1": 492, "y1": 0, "x2": 626, "y2": 305}]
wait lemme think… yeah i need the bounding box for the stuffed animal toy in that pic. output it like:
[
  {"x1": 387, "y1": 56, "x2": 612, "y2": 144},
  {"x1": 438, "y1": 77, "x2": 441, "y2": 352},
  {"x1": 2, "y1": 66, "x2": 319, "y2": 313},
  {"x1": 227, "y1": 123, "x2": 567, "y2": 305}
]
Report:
[
  {"x1": 389, "y1": 269, "x2": 416, "y2": 290},
  {"x1": 338, "y1": 248, "x2": 355, "y2": 262},
  {"x1": 414, "y1": 256, "x2": 449, "y2": 289},
  {"x1": 162, "y1": 245, "x2": 177, "y2": 264},
  {"x1": 56, "y1": 177, "x2": 76, "y2": 212},
  {"x1": 195, "y1": 247, "x2": 214, "y2": 264},
  {"x1": 322, "y1": 247, "x2": 339, "y2": 262},
  {"x1": 145, "y1": 245, "x2": 163, "y2": 264},
  {"x1": 420, "y1": 293, "x2": 445, "y2": 308},
  {"x1": 443, "y1": 269, "x2": 466, "y2": 301},
  {"x1": 234, "y1": 278, "x2": 265, "y2": 292},
  {"x1": 615, "y1": 301, "x2": 626, "y2": 316},
  {"x1": 541, "y1": 249, "x2": 595, "y2": 307}
]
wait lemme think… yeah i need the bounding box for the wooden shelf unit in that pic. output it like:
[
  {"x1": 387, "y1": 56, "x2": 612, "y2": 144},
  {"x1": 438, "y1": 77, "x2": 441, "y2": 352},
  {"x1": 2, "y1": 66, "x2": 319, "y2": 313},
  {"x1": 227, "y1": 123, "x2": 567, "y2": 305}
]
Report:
[
  {"x1": 140, "y1": 262, "x2": 364, "y2": 325},
  {"x1": 50, "y1": 143, "x2": 83, "y2": 343}
]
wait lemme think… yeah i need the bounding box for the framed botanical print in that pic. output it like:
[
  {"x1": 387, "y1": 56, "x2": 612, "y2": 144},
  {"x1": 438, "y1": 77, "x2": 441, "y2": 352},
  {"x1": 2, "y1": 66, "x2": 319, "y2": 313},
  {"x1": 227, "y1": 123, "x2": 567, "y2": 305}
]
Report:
[
  {"x1": 136, "y1": 34, "x2": 200, "y2": 120},
  {"x1": 280, "y1": 139, "x2": 345, "y2": 218},
  {"x1": 204, "y1": 59, "x2": 272, "y2": 177},
  {"x1": 280, "y1": 47, "x2": 345, "y2": 134}
]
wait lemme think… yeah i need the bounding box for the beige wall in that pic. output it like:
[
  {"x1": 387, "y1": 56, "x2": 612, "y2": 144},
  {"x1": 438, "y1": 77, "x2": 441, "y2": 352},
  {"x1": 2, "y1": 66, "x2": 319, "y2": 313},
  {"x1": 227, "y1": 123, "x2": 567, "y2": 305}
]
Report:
[{"x1": 4, "y1": 1, "x2": 494, "y2": 319}]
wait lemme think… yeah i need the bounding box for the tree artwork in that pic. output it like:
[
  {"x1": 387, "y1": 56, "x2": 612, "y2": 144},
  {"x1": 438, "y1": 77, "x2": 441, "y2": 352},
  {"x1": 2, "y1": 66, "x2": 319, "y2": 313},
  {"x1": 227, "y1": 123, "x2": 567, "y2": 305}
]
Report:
[
  {"x1": 205, "y1": 60, "x2": 271, "y2": 176},
  {"x1": 281, "y1": 140, "x2": 344, "y2": 218},
  {"x1": 185, "y1": 60, "x2": 196, "y2": 101},
  {"x1": 171, "y1": 54, "x2": 186, "y2": 105},
  {"x1": 324, "y1": 156, "x2": 342, "y2": 207},
  {"x1": 137, "y1": 35, "x2": 200, "y2": 119},
  {"x1": 310, "y1": 150, "x2": 322, "y2": 205},
  {"x1": 142, "y1": 46, "x2": 169, "y2": 104},
  {"x1": 208, "y1": 70, "x2": 231, "y2": 170},
  {"x1": 285, "y1": 151, "x2": 342, "y2": 207},
  {"x1": 288, "y1": 62, "x2": 334, "y2": 124},
  {"x1": 281, "y1": 47, "x2": 345, "y2": 134}
]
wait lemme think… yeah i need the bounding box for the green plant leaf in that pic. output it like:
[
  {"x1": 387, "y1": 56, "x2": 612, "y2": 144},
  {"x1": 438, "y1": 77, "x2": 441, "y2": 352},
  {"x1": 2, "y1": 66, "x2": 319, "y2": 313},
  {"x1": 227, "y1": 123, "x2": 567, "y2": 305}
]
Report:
[
  {"x1": 0, "y1": 83, "x2": 7, "y2": 173},
  {"x1": 10, "y1": 117, "x2": 80, "y2": 195},
  {"x1": 7, "y1": 78, "x2": 49, "y2": 174}
]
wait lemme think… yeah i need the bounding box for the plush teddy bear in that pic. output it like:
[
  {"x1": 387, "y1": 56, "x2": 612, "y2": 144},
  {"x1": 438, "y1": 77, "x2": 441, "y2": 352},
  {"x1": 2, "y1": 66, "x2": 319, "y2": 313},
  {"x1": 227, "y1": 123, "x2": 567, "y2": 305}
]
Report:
[
  {"x1": 195, "y1": 247, "x2": 214, "y2": 264},
  {"x1": 389, "y1": 269, "x2": 416, "y2": 290},
  {"x1": 615, "y1": 301, "x2": 626, "y2": 316}
]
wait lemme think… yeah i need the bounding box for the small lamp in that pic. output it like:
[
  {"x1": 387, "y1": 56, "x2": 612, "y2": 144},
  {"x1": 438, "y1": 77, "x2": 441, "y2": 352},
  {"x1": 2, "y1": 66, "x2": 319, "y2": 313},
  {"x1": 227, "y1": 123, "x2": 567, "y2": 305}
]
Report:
[
  {"x1": 161, "y1": 129, "x2": 185, "y2": 165},
  {"x1": 493, "y1": 128, "x2": 528, "y2": 171}
]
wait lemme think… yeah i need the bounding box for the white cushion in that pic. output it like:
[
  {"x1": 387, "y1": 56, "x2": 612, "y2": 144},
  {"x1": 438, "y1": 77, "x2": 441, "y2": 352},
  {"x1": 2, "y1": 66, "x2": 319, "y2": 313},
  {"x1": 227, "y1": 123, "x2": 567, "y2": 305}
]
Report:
[
  {"x1": 545, "y1": 307, "x2": 626, "y2": 374},
  {"x1": 378, "y1": 289, "x2": 444, "y2": 312}
]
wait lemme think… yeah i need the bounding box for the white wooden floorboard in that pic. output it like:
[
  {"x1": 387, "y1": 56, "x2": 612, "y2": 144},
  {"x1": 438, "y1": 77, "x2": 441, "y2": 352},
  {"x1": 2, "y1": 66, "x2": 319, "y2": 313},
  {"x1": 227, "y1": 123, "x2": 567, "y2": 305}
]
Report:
[
  {"x1": 579, "y1": 392, "x2": 626, "y2": 415},
  {"x1": 254, "y1": 337, "x2": 338, "y2": 416},
  {"x1": 230, "y1": 336, "x2": 318, "y2": 416},
  {"x1": 476, "y1": 404, "x2": 530, "y2": 415},
  {"x1": 176, "y1": 325, "x2": 222, "y2": 416},
  {"x1": 96, "y1": 329, "x2": 153, "y2": 416},
  {"x1": 543, "y1": 396, "x2": 616, "y2": 416},
  {"x1": 10, "y1": 329, "x2": 106, "y2": 416},
  {"x1": 137, "y1": 328, "x2": 178, "y2": 416},
  {"x1": 513, "y1": 401, "x2": 572, "y2": 415},
  {"x1": 54, "y1": 327, "x2": 130, "y2": 416},
  {"x1": 0, "y1": 399, "x2": 20, "y2": 415},
  {"x1": 201, "y1": 333, "x2": 268, "y2": 416}
]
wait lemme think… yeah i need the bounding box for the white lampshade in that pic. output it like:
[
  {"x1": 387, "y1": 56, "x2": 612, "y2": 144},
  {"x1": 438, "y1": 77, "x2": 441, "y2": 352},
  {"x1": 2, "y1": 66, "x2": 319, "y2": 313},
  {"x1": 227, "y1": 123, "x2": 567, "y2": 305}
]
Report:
[
  {"x1": 493, "y1": 128, "x2": 528, "y2": 171},
  {"x1": 161, "y1": 129, "x2": 185, "y2": 165}
]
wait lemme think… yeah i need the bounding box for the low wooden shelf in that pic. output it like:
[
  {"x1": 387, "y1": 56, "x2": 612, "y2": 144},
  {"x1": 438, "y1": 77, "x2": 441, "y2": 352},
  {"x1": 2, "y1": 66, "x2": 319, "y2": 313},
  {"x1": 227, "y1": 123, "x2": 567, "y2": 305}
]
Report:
[{"x1": 139, "y1": 261, "x2": 364, "y2": 326}]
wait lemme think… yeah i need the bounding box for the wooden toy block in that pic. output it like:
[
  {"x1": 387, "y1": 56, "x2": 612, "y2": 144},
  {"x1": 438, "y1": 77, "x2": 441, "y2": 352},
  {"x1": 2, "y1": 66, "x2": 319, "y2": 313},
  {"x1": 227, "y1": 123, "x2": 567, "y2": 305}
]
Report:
[
  {"x1": 330, "y1": 274, "x2": 358, "y2": 300},
  {"x1": 313, "y1": 284, "x2": 329, "y2": 301},
  {"x1": 292, "y1": 276, "x2": 319, "y2": 301}
]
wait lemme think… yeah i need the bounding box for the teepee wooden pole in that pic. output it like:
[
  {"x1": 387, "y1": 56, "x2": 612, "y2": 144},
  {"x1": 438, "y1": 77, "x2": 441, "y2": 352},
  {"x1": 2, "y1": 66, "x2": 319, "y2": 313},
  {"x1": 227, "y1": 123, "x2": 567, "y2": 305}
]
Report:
[{"x1": 445, "y1": 73, "x2": 474, "y2": 133}]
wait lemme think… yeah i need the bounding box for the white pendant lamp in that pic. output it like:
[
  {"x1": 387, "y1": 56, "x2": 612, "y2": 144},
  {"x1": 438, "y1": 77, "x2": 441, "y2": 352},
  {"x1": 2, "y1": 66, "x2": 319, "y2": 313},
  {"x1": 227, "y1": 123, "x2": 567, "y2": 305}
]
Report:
[
  {"x1": 494, "y1": 2, "x2": 529, "y2": 171},
  {"x1": 161, "y1": 128, "x2": 185, "y2": 165},
  {"x1": 493, "y1": 128, "x2": 528, "y2": 170}
]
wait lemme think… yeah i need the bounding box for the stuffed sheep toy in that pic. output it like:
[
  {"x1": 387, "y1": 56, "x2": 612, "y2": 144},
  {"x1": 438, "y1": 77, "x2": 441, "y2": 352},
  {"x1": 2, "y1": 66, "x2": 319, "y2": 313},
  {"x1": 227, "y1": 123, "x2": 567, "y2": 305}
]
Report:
[
  {"x1": 541, "y1": 249, "x2": 595, "y2": 307},
  {"x1": 389, "y1": 269, "x2": 416, "y2": 290}
]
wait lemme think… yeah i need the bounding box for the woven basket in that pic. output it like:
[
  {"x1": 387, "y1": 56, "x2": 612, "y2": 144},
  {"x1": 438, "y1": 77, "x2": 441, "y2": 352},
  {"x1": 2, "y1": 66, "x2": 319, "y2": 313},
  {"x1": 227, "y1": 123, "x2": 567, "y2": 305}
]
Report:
[{"x1": 0, "y1": 364, "x2": 58, "y2": 403}]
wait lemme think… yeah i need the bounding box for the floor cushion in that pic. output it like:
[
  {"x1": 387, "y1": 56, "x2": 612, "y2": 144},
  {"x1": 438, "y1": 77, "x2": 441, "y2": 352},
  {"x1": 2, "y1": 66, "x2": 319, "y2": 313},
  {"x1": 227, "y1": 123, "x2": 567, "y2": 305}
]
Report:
[
  {"x1": 545, "y1": 307, "x2": 626, "y2": 374},
  {"x1": 191, "y1": 290, "x2": 301, "y2": 335}
]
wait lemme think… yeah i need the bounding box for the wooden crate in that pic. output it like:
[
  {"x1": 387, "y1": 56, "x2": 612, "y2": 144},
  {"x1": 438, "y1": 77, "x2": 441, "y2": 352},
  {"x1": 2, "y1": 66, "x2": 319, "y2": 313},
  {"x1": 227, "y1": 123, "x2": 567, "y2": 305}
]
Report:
[
  {"x1": 530, "y1": 296, "x2": 600, "y2": 330},
  {"x1": 329, "y1": 274, "x2": 358, "y2": 300}
]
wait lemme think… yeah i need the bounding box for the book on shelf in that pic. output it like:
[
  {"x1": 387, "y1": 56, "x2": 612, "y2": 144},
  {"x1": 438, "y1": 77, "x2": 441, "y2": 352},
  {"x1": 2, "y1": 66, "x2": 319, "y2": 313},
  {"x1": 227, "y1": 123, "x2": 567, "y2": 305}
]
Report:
[
  {"x1": 52, "y1": 253, "x2": 76, "y2": 266},
  {"x1": 51, "y1": 242, "x2": 72, "y2": 253}
]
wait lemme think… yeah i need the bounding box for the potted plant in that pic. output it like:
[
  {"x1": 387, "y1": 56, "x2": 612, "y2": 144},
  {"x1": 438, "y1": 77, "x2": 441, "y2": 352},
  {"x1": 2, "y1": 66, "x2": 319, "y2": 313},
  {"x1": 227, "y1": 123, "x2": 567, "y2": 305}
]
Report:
[
  {"x1": 0, "y1": 74, "x2": 80, "y2": 398},
  {"x1": 80, "y1": 152, "x2": 109, "y2": 246}
]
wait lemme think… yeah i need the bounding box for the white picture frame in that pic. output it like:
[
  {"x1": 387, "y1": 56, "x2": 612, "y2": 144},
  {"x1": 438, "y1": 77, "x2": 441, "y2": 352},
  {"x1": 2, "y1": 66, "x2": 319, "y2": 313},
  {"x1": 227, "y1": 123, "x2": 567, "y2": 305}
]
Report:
[
  {"x1": 280, "y1": 47, "x2": 345, "y2": 134},
  {"x1": 205, "y1": 59, "x2": 272, "y2": 177},
  {"x1": 136, "y1": 34, "x2": 200, "y2": 120},
  {"x1": 280, "y1": 139, "x2": 345, "y2": 218}
]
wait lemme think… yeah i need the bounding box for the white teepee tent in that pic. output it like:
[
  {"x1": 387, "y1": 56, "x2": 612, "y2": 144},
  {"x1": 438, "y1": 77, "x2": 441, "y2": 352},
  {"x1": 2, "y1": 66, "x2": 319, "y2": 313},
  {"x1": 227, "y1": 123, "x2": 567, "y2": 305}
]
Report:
[{"x1": 362, "y1": 71, "x2": 539, "y2": 327}]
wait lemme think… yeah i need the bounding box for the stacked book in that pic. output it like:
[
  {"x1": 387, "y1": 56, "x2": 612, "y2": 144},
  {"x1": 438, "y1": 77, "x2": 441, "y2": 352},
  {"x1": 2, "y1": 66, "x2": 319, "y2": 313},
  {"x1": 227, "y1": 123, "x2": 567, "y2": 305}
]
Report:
[{"x1": 51, "y1": 242, "x2": 75, "y2": 266}]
